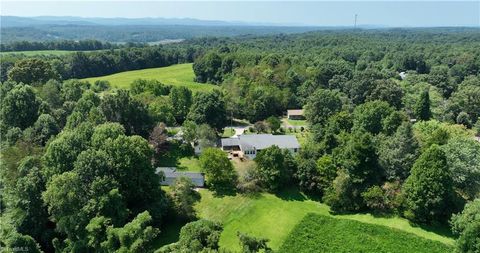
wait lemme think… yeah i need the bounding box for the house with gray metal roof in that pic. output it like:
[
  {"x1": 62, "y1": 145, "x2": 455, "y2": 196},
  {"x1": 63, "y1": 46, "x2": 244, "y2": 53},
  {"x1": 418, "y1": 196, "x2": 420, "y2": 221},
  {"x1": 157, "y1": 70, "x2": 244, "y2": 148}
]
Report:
[
  {"x1": 156, "y1": 167, "x2": 205, "y2": 187},
  {"x1": 221, "y1": 134, "x2": 300, "y2": 159}
]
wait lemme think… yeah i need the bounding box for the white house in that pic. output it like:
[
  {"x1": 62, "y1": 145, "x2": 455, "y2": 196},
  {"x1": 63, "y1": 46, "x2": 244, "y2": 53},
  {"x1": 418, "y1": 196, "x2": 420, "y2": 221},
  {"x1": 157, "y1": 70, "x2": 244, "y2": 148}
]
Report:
[
  {"x1": 221, "y1": 134, "x2": 300, "y2": 159},
  {"x1": 156, "y1": 167, "x2": 205, "y2": 187}
]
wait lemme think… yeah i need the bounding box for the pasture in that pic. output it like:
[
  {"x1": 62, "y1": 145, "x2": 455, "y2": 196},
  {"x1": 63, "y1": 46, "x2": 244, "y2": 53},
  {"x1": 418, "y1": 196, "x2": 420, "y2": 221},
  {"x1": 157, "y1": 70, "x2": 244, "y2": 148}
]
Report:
[
  {"x1": 81, "y1": 63, "x2": 216, "y2": 92},
  {"x1": 0, "y1": 50, "x2": 80, "y2": 56}
]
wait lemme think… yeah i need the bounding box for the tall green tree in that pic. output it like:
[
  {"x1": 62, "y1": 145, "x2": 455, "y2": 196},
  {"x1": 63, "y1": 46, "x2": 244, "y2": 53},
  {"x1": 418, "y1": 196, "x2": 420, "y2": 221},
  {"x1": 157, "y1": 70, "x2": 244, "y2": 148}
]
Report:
[
  {"x1": 304, "y1": 89, "x2": 343, "y2": 126},
  {"x1": 352, "y1": 100, "x2": 394, "y2": 134},
  {"x1": 100, "y1": 89, "x2": 153, "y2": 137},
  {"x1": 0, "y1": 84, "x2": 41, "y2": 129},
  {"x1": 7, "y1": 58, "x2": 57, "y2": 85},
  {"x1": 378, "y1": 122, "x2": 420, "y2": 181},
  {"x1": 199, "y1": 148, "x2": 237, "y2": 191},
  {"x1": 414, "y1": 89, "x2": 432, "y2": 121},
  {"x1": 29, "y1": 114, "x2": 60, "y2": 145},
  {"x1": 187, "y1": 90, "x2": 227, "y2": 131},
  {"x1": 193, "y1": 52, "x2": 223, "y2": 83},
  {"x1": 450, "y1": 199, "x2": 480, "y2": 253},
  {"x1": 403, "y1": 145, "x2": 456, "y2": 224},
  {"x1": 99, "y1": 211, "x2": 160, "y2": 253},
  {"x1": 331, "y1": 131, "x2": 382, "y2": 211},
  {"x1": 254, "y1": 145, "x2": 296, "y2": 191},
  {"x1": 169, "y1": 86, "x2": 193, "y2": 124},
  {"x1": 448, "y1": 81, "x2": 480, "y2": 125},
  {"x1": 169, "y1": 177, "x2": 200, "y2": 219},
  {"x1": 367, "y1": 79, "x2": 404, "y2": 109},
  {"x1": 266, "y1": 116, "x2": 281, "y2": 133},
  {"x1": 176, "y1": 219, "x2": 223, "y2": 252},
  {"x1": 442, "y1": 137, "x2": 480, "y2": 200}
]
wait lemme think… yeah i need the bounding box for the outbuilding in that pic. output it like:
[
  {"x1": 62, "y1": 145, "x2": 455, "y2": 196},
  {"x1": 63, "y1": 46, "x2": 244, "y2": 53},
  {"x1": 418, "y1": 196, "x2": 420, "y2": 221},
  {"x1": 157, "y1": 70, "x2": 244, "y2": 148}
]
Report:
[
  {"x1": 287, "y1": 109, "x2": 306, "y2": 120},
  {"x1": 156, "y1": 167, "x2": 205, "y2": 187}
]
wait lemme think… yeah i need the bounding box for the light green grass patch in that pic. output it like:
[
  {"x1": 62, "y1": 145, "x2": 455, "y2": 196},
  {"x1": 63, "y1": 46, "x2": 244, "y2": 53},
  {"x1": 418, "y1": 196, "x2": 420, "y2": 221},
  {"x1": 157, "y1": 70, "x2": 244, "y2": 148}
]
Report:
[
  {"x1": 222, "y1": 128, "x2": 235, "y2": 137},
  {"x1": 194, "y1": 189, "x2": 454, "y2": 252},
  {"x1": 81, "y1": 63, "x2": 216, "y2": 93},
  {"x1": 287, "y1": 119, "x2": 307, "y2": 127},
  {"x1": 0, "y1": 50, "x2": 92, "y2": 56},
  {"x1": 177, "y1": 157, "x2": 202, "y2": 172},
  {"x1": 0, "y1": 50, "x2": 81, "y2": 56}
]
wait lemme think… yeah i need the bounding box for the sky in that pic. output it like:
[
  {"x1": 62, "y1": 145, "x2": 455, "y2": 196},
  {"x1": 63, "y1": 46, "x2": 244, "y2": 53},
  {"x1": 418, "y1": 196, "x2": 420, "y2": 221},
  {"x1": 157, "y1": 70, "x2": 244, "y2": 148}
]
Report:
[{"x1": 2, "y1": 1, "x2": 479, "y2": 27}]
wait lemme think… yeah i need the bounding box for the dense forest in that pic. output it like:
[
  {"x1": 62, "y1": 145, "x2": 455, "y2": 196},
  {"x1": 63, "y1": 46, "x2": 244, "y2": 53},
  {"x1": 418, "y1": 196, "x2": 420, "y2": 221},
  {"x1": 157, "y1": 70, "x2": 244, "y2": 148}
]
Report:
[
  {"x1": 1, "y1": 28, "x2": 480, "y2": 252},
  {"x1": 1, "y1": 21, "x2": 321, "y2": 43},
  {"x1": 0, "y1": 40, "x2": 139, "y2": 52}
]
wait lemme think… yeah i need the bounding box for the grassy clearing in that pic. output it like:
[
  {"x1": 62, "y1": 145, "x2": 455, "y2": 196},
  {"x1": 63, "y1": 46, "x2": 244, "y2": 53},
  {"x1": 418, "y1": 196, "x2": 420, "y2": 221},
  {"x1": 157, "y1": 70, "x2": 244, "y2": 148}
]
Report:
[
  {"x1": 194, "y1": 188, "x2": 454, "y2": 252},
  {"x1": 222, "y1": 128, "x2": 236, "y2": 137},
  {"x1": 156, "y1": 142, "x2": 202, "y2": 172},
  {"x1": 279, "y1": 213, "x2": 452, "y2": 253},
  {"x1": 0, "y1": 50, "x2": 81, "y2": 56},
  {"x1": 286, "y1": 119, "x2": 307, "y2": 127},
  {"x1": 176, "y1": 157, "x2": 202, "y2": 172},
  {"x1": 81, "y1": 63, "x2": 216, "y2": 92}
]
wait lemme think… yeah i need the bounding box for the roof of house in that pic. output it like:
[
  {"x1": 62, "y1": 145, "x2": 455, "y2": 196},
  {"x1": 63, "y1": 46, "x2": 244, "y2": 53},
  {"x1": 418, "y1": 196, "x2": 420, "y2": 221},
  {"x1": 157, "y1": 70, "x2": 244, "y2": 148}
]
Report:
[
  {"x1": 156, "y1": 167, "x2": 204, "y2": 180},
  {"x1": 221, "y1": 134, "x2": 300, "y2": 151},
  {"x1": 287, "y1": 109, "x2": 304, "y2": 115},
  {"x1": 221, "y1": 137, "x2": 240, "y2": 147}
]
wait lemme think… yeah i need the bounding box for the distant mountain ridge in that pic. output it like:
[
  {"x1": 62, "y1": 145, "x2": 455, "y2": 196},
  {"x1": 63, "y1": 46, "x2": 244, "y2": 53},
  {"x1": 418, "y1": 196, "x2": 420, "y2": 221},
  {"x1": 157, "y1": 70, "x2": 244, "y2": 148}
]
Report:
[{"x1": 1, "y1": 16, "x2": 283, "y2": 27}]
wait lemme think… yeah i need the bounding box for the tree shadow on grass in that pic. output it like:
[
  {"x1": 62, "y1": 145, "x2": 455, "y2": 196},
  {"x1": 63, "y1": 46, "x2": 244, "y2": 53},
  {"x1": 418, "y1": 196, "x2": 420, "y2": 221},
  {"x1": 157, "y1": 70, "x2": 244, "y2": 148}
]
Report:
[
  {"x1": 413, "y1": 222, "x2": 456, "y2": 239},
  {"x1": 274, "y1": 187, "x2": 308, "y2": 201},
  {"x1": 153, "y1": 217, "x2": 192, "y2": 248},
  {"x1": 157, "y1": 141, "x2": 194, "y2": 168},
  {"x1": 210, "y1": 184, "x2": 238, "y2": 197}
]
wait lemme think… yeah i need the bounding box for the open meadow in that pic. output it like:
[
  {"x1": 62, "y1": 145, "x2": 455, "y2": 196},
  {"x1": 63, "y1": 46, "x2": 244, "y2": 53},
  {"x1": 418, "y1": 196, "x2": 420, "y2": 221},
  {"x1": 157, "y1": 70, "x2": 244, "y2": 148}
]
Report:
[
  {"x1": 81, "y1": 63, "x2": 216, "y2": 92},
  {"x1": 0, "y1": 50, "x2": 82, "y2": 56}
]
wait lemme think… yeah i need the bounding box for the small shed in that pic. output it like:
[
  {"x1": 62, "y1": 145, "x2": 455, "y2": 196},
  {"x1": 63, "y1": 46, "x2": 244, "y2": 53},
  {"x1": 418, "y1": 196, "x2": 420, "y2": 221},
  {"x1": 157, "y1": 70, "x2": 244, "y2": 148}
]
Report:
[
  {"x1": 156, "y1": 167, "x2": 205, "y2": 187},
  {"x1": 287, "y1": 109, "x2": 305, "y2": 120}
]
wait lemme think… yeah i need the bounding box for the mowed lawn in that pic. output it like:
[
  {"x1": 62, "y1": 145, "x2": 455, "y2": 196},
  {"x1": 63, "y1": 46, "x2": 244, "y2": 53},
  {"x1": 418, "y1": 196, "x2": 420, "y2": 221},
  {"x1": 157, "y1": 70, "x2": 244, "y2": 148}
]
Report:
[
  {"x1": 81, "y1": 63, "x2": 216, "y2": 92},
  {"x1": 194, "y1": 188, "x2": 455, "y2": 252}
]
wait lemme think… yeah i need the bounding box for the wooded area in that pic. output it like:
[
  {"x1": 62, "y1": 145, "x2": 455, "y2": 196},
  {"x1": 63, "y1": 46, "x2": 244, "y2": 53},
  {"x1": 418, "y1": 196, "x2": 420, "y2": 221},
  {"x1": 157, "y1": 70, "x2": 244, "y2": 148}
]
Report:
[{"x1": 1, "y1": 28, "x2": 479, "y2": 252}]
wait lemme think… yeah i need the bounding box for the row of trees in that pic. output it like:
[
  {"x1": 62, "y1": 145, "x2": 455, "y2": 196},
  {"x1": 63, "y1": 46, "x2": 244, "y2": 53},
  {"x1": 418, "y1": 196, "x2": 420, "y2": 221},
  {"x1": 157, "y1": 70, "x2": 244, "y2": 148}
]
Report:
[
  {"x1": 1, "y1": 44, "x2": 200, "y2": 82},
  {"x1": 0, "y1": 40, "x2": 127, "y2": 52}
]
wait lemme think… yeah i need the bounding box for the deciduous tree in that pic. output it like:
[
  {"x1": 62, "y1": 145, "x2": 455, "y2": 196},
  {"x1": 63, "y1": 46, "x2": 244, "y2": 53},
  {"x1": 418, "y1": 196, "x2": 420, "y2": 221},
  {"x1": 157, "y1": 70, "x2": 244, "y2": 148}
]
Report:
[{"x1": 403, "y1": 145, "x2": 456, "y2": 224}]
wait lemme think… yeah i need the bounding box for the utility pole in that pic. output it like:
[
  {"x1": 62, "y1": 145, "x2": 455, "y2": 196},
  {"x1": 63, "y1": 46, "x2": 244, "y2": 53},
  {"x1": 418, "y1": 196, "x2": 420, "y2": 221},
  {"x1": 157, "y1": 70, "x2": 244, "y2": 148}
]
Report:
[{"x1": 354, "y1": 14, "x2": 358, "y2": 29}]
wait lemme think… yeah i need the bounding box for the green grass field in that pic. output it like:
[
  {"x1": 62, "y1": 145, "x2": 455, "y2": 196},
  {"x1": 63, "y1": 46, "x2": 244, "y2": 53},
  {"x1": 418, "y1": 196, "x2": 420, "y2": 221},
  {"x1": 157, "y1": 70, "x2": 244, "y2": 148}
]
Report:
[
  {"x1": 0, "y1": 50, "x2": 81, "y2": 56},
  {"x1": 156, "y1": 141, "x2": 202, "y2": 172},
  {"x1": 193, "y1": 188, "x2": 454, "y2": 252},
  {"x1": 279, "y1": 213, "x2": 452, "y2": 253},
  {"x1": 81, "y1": 63, "x2": 216, "y2": 92},
  {"x1": 286, "y1": 119, "x2": 307, "y2": 127}
]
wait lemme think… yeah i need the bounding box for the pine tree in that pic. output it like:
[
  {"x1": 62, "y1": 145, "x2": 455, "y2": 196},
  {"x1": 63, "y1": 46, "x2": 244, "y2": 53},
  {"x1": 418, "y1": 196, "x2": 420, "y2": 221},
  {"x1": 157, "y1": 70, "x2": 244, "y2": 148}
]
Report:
[{"x1": 414, "y1": 90, "x2": 432, "y2": 121}]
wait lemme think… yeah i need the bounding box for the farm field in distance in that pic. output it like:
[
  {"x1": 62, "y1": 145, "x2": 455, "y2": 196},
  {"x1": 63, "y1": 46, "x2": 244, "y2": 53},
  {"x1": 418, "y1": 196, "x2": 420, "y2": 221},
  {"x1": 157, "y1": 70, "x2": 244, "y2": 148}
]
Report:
[
  {"x1": 81, "y1": 63, "x2": 216, "y2": 92},
  {"x1": 193, "y1": 188, "x2": 455, "y2": 252},
  {"x1": 0, "y1": 50, "x2": 84, "y2": 56}
]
